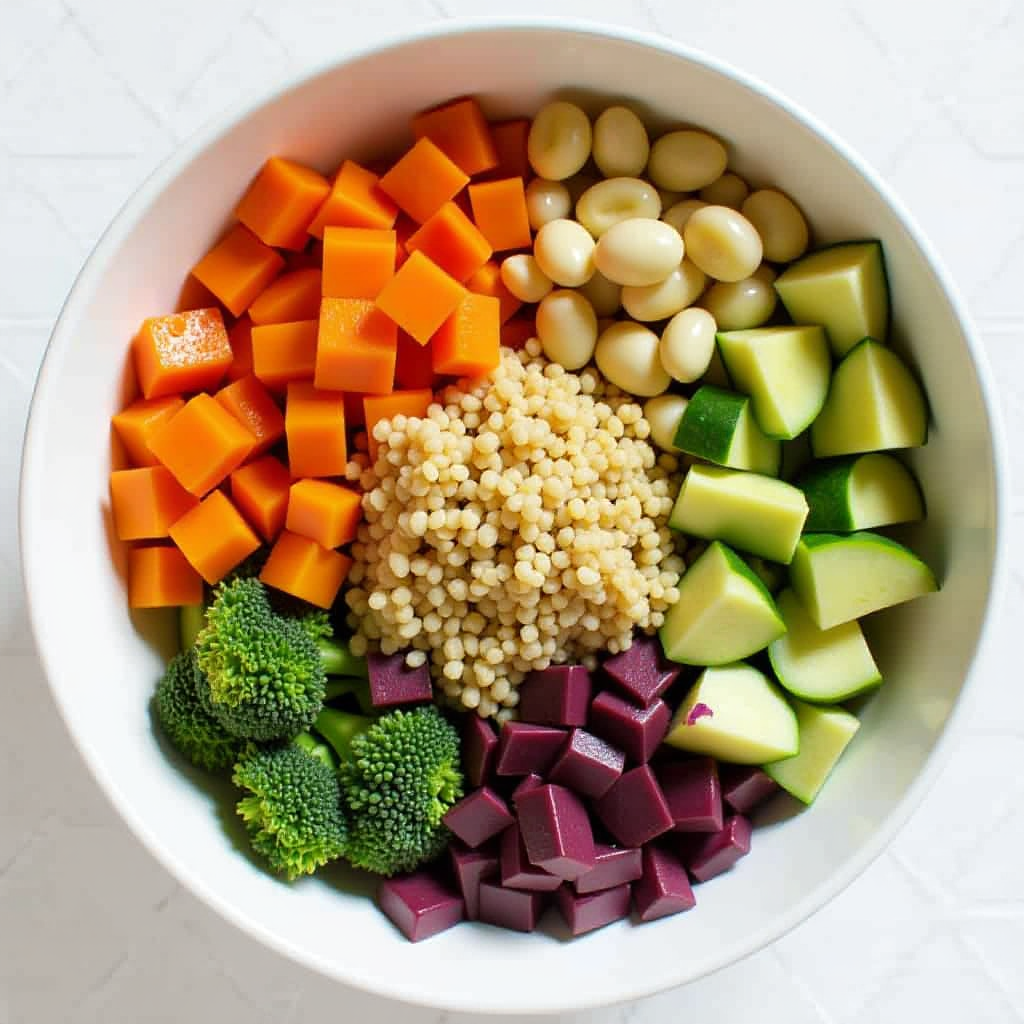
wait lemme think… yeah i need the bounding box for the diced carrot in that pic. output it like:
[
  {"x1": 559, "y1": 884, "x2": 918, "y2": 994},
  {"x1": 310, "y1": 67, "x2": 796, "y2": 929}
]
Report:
[
  {"x1": 379, "y1": 138, "x2": 470, "y2": 224},
  {"x1": 191, "y1": 224, "x2": 285, "y2": 317},
  {"x1": 412, "y1": 97, "x2": 498, "y2": 177},
  {"x1": 175, "y1": 274, "x2": 222, "y2": 315},
  {"x1": 132, "y1": 308, "x2": 232, "y2": 400},
  {"x1": 286, "y1": 479, "x2": 362, "y2": 549},
  {"x1": 214, "y1": 374, "x2": 286, "y2": 457},
  {"x1": 230, "y1": 454, "x2": 291, "y2": 542},
  {"x1": 285, "y1": 380, "x2": 347, "y2": 478},
  {"x1": 315, "y1": 297, "x2": 397, "y2": 394},
  {"x1": 169, "y1": 490, "x2": 261, "y2": 585},
  {"x1": 260, "y1": 530, "x2": 352, "y2": 609},
  {"x1": 364, "y1": 389, "x2": 434, "y2": 460},
  {"x1": 127, "y1": 544, "x2": 203, "y2": 608},
  {"x1": 485, "y1": 119, "x2": 530, "y2": 180},
  {"x1": 235, "y1": 157, "x2": 331, "y2": 250},
  {"x1": 394, "y1": 330, "x2": 437, "y2": 390},
  {"x1": 251, "y1": 319, "x2": 318, "y2": 391},
  {"x1": 432, "y1": 293, "x2": 501, "y2": 377},
  {"x1": 375, "y1": 251, "x2": 466, "y2": 347},
  {"x1": 249, "y1": 268, "x2": 322, "y2": 324},
  {"x1": 467, "y1": 261, "x2": 523, "y2": 324},
  {"x1": 111, "y1": 395, "x2": 185, "y2": 468},
  {"x1": 405, "y1": 202, "x2": 492, "y2": 283},
  {"x1": 322, "y1": 227, "x2": 396, "y2": 299},
  {"x1": 148, "y1": 393, "x2": 255, "y2": 496},
  {"x1": 500, "y1": 316, "x2": 536, "y2": 350},
  {"x1": 225, "y1": 316, "x2": 255, "y2": 382},
  {"x1": 109, "y1": 466, "x2": 198, "y2": 541},
  {"x1": 308, "y1": 160, "x2": 398, "y2": 238},
  {"x1": 468, "y1": 177, "x2": 532, "y2": 252}
]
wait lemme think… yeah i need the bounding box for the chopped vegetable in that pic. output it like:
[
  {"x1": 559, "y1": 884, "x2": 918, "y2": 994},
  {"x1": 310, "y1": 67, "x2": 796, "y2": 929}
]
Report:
[
  {"x1": 466, "y1": 260, "x2": 523, "y2": 323},
  {"x1": 251, "y1": 319, "x2": 319, "y2": 391},
  {"x1": 285, "y1": 478, "x2": 362, "y2": 550},
  {"x1": 111, "y1": 395, "x2": 184, "y2": 466},
  {"x1": 307, "y1": 159, "x2": 399, "y2": 238},
  {"x1": 430, "y1": 292, "x2": 501, "y2": 377},
  {"x1": 285, "y1": 380, "x2": 347, "y2": 478},
  {"x1": 405, "y1": 202, "x2": 493, "y2": 283},
  {"x1": 132, "y1": 308, "x2": 232, "y2": 400},
  {"x1": 314, "y1": 297, "x2": 397, "y2": 394},
  {"x1": 229, "y1": 454, "x2": 292, "y2": 543},
  {"x1": 169, "y1": 490, "x2": 261, "y2": 585},
  {"x1": 379, "y1": 137, "x2": 470, "y2": 224},
  {"x1": 375, "y1": 250, "x2": 467, "y2": 346},
  {"x1": 127, "y1": 544, "x2": 203, "y2": 608},
  {"x1": 109, "y1": 466, "x2": 197, "y2": 541},
  {"x1": 248, "y1": 268, "x2": 323, "y2": 324},
  {"x1": 214, "y1": 374, "x2": 286, "y2": 456},
  {"x1": 412, "y1": 96, "x2": 498, "y2": 176},
  {"x1": 321, "y1": 226, "x2": 397, "y2": 299},
  {"x1": 191, "y1": 224, "x2": 285, "y2": 317},
  {"x1": 260, "y1": 529, "x2": 352, "y2": 609},
  {"x1": 468, "y1": 178, "x2": 532, "y2": 252},
  {"x1": 235, "y1": 157, "x2": 331, "y2": 249}
]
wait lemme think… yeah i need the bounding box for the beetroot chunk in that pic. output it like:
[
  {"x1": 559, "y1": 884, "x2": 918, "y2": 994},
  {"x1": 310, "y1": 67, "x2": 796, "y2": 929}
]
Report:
[
  {"x1": 589, "y1": 692, "x2": 670, "y2": 764},
  {"x1": 574, "y1": 844, "x2": 643, "y2": 895},
  {"x1": 478, "y1": 882, "x2": 546, "y2": 932},
  {"x1": 656, "y1": 757, "x2": 724, "y2": 833},
  {"x1": 516, "y1": 783, "x2": 597, "y2": 880},
  {"x1": 518, "y1": 665, "x2": 592, "y2": 726},
  {"x1": 682, "y1": 814, "x2": 752, "y2": 882},
  {"x1": 495, "y1": 721, "x2": 567, "y2": 777},
  {"x1": 633, "y1": 844, "x2": 695, "y2": 922},
  {"x1": 511, "y1": 773, "x2": 545, "y2": 807},
  {"x1": 463, "y1": 715, "x2": 499, "y2": 788},
  {"x1": 594, "y1": 765, "x2": 674, "y2": 848},
  {"x1": 500, "y1": 823, "x2": 563, "y2": 892},
  {"x1": 602, "y1": 635, "x2": 680, "y2": 706},
  {"x1": 443, "y1": 787, "x2": 514, "y2": 849},
  {"x1": 556, "y1": 883, "x2": 631, "y2": 936},
  {"x1": 366, "y1": 651, "x2": 433, "y2": 708},
  {"x1": 721, "y1": 766, "x2": 781, "y2": 814},
  {"x1": 449, "y1": 842, "x2": 499, "y2": 920},
  {"x1": 548, "y1": 728, "x2": 625, "y2": 799},
  {"x1": 378, "y1": 872, "x2": 464, "y2": 942}
]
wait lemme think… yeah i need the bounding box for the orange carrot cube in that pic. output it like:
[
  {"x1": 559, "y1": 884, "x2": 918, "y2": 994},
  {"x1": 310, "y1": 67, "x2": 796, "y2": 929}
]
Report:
[
  {"x1": 500, "y1": 316, "x2": 536, "y2": 351},
  {"x1": 132, "y1": 308, "x2": 232, "y2": 400},
  {"x1": 412, "y1": 97, "x2": 498, "y2": 177},
  {"x1": 405, "y1": 202, "x2": 492, "y2": 283},
  {"x1": 169, "y1": 490, "x2": 261, "y2": 585},
  {"x1": 127, "y1": 544, "x2": 204, "y2": 608},
  {"x1": 214, "y1": 374, "x2": 286, "y2": 457},
  {"x1": 251, "y1": 319, "x2": 319, "y2": 391},
  {"x1": 260, "y1": 530, "x2": 352, "y2": 609},
  {"x1": 467, "y1": 261, "x2": 523, "y2": 323},
  {"x1": 111, "y1": 395, "x2": 185, "y2": 468},
  {"x1": 230, "y1": 454, "x2": 292, "y2": 542},
  {"x1": 249, "y1": 268, "x2": 323, "y2": 325},
  {"x1": 286, "y1": 479, "x2": 362, "y2": 549},
  {"x1": 379, "y1": 138, "x2": 470, "y2": 224},
  {"x1": 285, "y1": 381, "x2": 347, "y2": 478},
  {"x1": 315, "y1": 297, "x2": 397, "y2": 394},
  {"x1": 363, "y1": 389, "x2": 434, "y2": 460},
  {"x1": 486, "y1": 119, "x2": 531, "y2": 180},
  {"x1": 322, "y1": 227, "x2": 396, "y2": 299},
  {"x1": 375, "y1": 251, "x2": 466, "y2": 347},
  {"x1": 110, "y1": 466, "x2": 198, "y2": 541},
  {"x1": 236, "y1": 157, "x2": 331, "y2": 250},
  {"x1": 308, "y1": 160, "x2": 398, "y2": 238},
  {"x1": 469, "y1": 178, "x2": 532, "y2": 252},
  {"x1": 432, "y1": 293, "x2": 501, "y2": 377},
  {"x1": 394, "y1": 331, "x2": 437, "y2": 390},
  {"x1": 191, "y1": 224, "x2": 285, "y2": 317}
]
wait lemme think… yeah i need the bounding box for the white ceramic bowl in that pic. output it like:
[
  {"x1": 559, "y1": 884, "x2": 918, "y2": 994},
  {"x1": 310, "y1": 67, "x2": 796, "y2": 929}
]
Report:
[{"x1": 20, "y1": 18, "x2": 1007, "y2": 1015}]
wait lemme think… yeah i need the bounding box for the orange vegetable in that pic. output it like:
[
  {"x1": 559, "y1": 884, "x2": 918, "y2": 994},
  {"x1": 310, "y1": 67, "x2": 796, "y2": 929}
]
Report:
[
  {"x1": 486, "y1": 119, "x2": 530, "y2": 180},
  {"x1": 148, "y1": 393, "x2": 255, "y2": 496},
  {"x1": 375, "y1": 251, "x2": 466, "y2": 347},
  {"x1": 411, "y1": 96, "x2": 498, "y2": 177},
  {"x1": 468, "y1": 177, "x2": 532, "y2": 252},
  {"x1": 230, "y1": 454, "x2": 291, "y2": 542},
  {"x1": 127, "y1": 544, "x2": 203, "y2": 608},
  {"x1": 175, "y1": 273, "x2": 222, "y2": 315},
  {"x1": 111, "y1": 395, "x2": 185, "y2": 467},
  {"x1": 500, "y1": 317, "x2": 536, "y2": 351},
  {"x1": 286, "y1": 479, "x2": 362, "y2": 549},
  {"x1": 191, "y1": 224, "x2": 285, "y2": 317},
  {"x1": 363, "y1": 389, "x2": 434, "y2": 460},
  {"x1": 322, "y1": 227, "x2": 396, "y2": 299},
  {"x1": 235, "y1": 157, "x2": 331, "y2": 250},
  {"x1": 286, "y1": 242, "x2": 323, "y2": 272},
  {"x1": 132, "y1": 308, "x2": 232, "y2": 400},
  {"x1": 285, "y1": 381, "x2": 348, "y2": 478},
  {"x1": 214, "y1": 374, "x2": 286, "y2": 457},
  {"x1": 169, "y1": 490, "x2": 261, "y2": 584},
  {"x1": 405, "y1": 202, "x2": 492, "y2": 283},
  {"x1": 249, "y1": 268, "x2": 322, "y2": 324},
  {"x1": 307, "y1": 160, "x2": 398, "y2": 238},
  {"x1": 251, "y1": 319, "x2": 319, "y2": 390},
  {"x1": 394, "y1": 331, "x2": 437, "y2": 390},
  {"x1": 225, "y1": 316, "x2": 255, "y2": 382},
  {"x1": 432, "y1": 293, "x2": 501, "y2": 377},
  {"x1": 315, "y1": 297, "x2": 397, "y2": 394},
  {"x1": 260, "y1": 530, "x2": 352, "y2": 609},
  {"x1": 379, "y1": 138, "x2": 469, "y2": 224},
  {"x1": 467, "y1": 261, "x2": 523, "y2": 324},
  {"x1": 109, "y1": 466, "x2": 198, "y2": 541}
]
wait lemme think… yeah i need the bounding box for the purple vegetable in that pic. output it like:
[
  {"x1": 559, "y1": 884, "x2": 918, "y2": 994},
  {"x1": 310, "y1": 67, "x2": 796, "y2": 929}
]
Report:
[
  {"x1": 366, "y1": 651, "x2": 433, "y2": 708},
  {"x1": 720, "y1": 766, "x2": 781, "y2": 814},
  {"x1": 556, "y1": 882, "x2": 631, "y2": 936},
  {"x1": 463, "y1": 715, "x2": 499, "y2": 789},
  {"x1": 510, "y1": 773, "x2": 545, "y2": 808},
  {"x1": 548, "y1": 728, "x2": 625, "y2": 799},
  {"x1": 377, "y1": 871, "x2": 464, "y2": 942},
  {"x1": 500, "y1": 823, "x2": 563, "y2": 892},
  {"x1": 574, "y1": 844, "x2": 643, "y2": 895},
  {"x1": 681, "y1": 814, "x2": 752, "y2": 882},
  {"x1": 633, "y1": 844, "x2": 695, "y2": 922},
  {"x1": 478, "y1": 882, "x2": 546, "y2": 932},
  {"x1": 686, "y1": 702, "x2": 714, "y2": 725},
  {"x1": 594, "y1": 765, "x2": 674, "y2": 848},
  {"x1": 602, "y1": 635, "x2": 680, "y2": 707},
  {"x1": 656, "y1": 757, "x2": 724, "y2": 833},
  {"x1": 516, "y1": 783, "x2": 597, "y2": 881},
  {"x1": 449, "y1": 842, "x2": 499, "y2": 920},
  {"x1": 442, "y1": 787, "x2": 514, "y2": 849},
  {"x1": 518, "y1": 665, "x2": 592, "y2": 726},
  {"x1": 589, "y1": 692, "x2": 671, "y2": 764},
  {"x1": 495, "y1": 721, "x2": 567, "y2": 777}
]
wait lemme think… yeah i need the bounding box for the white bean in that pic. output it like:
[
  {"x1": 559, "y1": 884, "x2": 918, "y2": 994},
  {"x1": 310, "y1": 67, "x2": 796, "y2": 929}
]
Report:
[
  {"x1": 621, "y1": 259, "x2": 707, "y2": 321},
  {"x1": 528, "y1": 101, "x2": 592, "y2": 181},
  {"x1": 500, "y1": 254, "x2": 554, "y2": 303},
  {"x1": 532, "y1": 219, "x2": 596, "y2": 287},
  {"x1": 593, "y1": 218, "x2": 685, "y2": 287},
  {"x1": 578, "y1": 269, "x2": 622, "y2": 317},
  {"x1": 700, "y1": 275, "x2": 777, "y2": 330},
  {"x1": 525, "y1": 178, "x2": 572, "y2": 230},
  {"x1": 683, "y1": 205, "x2": 763, "y2": 282},
  {"x1": 536, "y1": 290, "x2": 598, "y2": 370},
  {"x1": 575, "y1": 177, "x2": 661, "y2": 237},
  {"x1": 592, "y1": 105, "x2": 650, "y2": 178},
  {"x1": 661, "y1": 198, "x2": 706, "y2": 234},
  {"x1": 648, "y1": 129, "x2": 728, "y2": 192},
  {"x1": 699, "y1": 171, "x2": 749, "y2": 210},
  {"x1": 594, "y1": 321, "x2": 671, "y2": 396},
  {"x1": 644, "y1": 394, "x2": 690, "y2": 452},
  {"x1": 741, "y1": 189, "x2": 809, "y2": 262},
  {"x1": 660, "y1": 308, "x2": 718, "y2": 383}
]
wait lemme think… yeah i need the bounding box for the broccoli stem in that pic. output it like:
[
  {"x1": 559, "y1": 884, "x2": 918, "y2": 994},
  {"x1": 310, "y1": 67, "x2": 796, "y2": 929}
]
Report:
[
  {"x1": 314, "y1": 707, "x2": 374, "y2": 764},
  {"x1": 324, "y1": 677, "x2": 374, "y2": 715},
  {"x1": 293, "y1": 731, "x2": 336, "y2": 771},
  {"x1": 318, "y1": 639, "x2": 368, "y2": 679}
]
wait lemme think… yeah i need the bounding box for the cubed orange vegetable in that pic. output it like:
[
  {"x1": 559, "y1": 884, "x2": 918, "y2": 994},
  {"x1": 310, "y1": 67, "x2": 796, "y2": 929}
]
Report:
[
  {"x1": 225, "y1": 316, "x2": 255, "y2": 382},
  {"x1": 315, "y1": 297, "x2": 397, "y2": 394},
  {"x1": 249, "y1": 268, "x2": 323, "y2": 325},
  {"x1": 111, "y1": 395, "x2": 185, "y2": 467},
  {"x1": 251, "y1": 319, "x2": 318, "y2": 390},
  {"x1": 260, "y1": 530, "x2": 352, "y2": 609},
  {"x1": 230, "y1": 454, "x2": 291, "y2": 542},
  {"x1": 148, "y1": 393, "x2": 255, "y2": 497},
  {"x1": 379, "y1": 138, "x2": 470, "y2": 224},
  {"x1": 364, "y1": 389, "x2": 434, "y2": 460},
  {"x1": 235, "y1": 157, "x2": 331, "y2": 249},
  {"x1": 468, "y1": 177, "x2": 532, "y2": 252},
  {"x1": 308, "y1": 160, "x2": 398, "y2": 238},
  {"x1": 432, "y1": 293, "x2": 501, "y2": 377},
  {"x1": 132, "y1": 308, "x2": 232, "y2": 400},
  {"x1": 286, "y1": 479, "x2": 362, "y2": 549},
  {"x1": 322, "y1": 227, "x2": 396, "y2": 299},
  {"x1": 127, "y1": 544, "x2": 203, "y2": 608},
  {"x1": 214, "y1": 374, "x2": 286, "y2": 457},
  {"x1": 285, "y1": 381, "x2": 347, "y2": 478},
  {"x1": 375, "y1": 251, "x2": 466, "y2": 347},
  {"x1": 467, "y1": 261, "x2": 523, "y2": 324},
  {"x1": 191, "y1": 224, "x2": 285, "y2": 317},
  {"x1": 405, "y1": 202, "x2": 492, "y2": 283},
  {"x1": 109, "y1": 466, "x2": 198, "y2": 541},
  {"x1": 486, "y1": 119, "x2": 530, "y2": 180},
  {"x1": 501, "y1": 316, "x2": 536, "y2": 351},
  {"x1": 169, "y1": 490, "x2": 261, "y2": 585},
  {"x1": 412, "y1": 97, "x2": 498, "y2": 177},
  {"x1": 394, "y1": 331, "x2": 437, "y2": 390}
]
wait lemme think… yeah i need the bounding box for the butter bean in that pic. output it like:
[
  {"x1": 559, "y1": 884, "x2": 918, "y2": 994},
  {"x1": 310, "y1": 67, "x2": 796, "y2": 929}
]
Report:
[
  {"x1": 525, "y1": 178, "x2": 572, "y2": 229},
  {"x1": 660, "y1": 307, "x2": 717, "y2": 383},
  {"x1": 699, "y1": 171, "x2": 749, "y2": 209},
  {"x1": 500, "y1": 254, "x2": 553, "y2": 303},
  {"x1": 576, "y1": 177, "x2": 661, "y2": 237},
  {"x1": 648, "y1": 129, "x2": 728, "y2": 192},
  {"x1": 621, "y1": 259, "x2": 707, "y2": 321},
  {"x1": 536, "y1": 290, "x2": 598, "y2": 370},
  {"x1": 592, "y1": 105, "x2": 650, "y2": 178},
  {"x1": 661, "y1": 198, "x2": 706, "y2": 233},
  {"x1": 593, "y1": 218, "x2": 685, "y2": 287},
  {"x1": 741, "y1": 189, "x2": 809, "y2": 262},
  {"x1": 528, "y1": 101, "x2": 592, "y2": 181},
  {"x1": 644, "y1": 394, "x2": 690, "y2": 451},
  {"x1": 595, "y1": 321, "x2": 671, "y2": 396},
  {"x1": 683, "y1": 205, "x2": 763, "y2": 282},
  {"x1": 578, "y1": 269, "x2": 623, "y2": 317},
  {"x1": 701, "y1": 275, "x2": 777, "y2": 330},
  {"x1": 533, "y1": 219, "x2": 596, "y2": 287}
]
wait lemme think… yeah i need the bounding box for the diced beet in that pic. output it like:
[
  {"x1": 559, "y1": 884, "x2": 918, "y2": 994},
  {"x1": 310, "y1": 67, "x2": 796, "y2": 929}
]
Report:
[
  {"x1": 518, "y1": 665, "x2": 592, "y2": 726},
  {"x1": 573, "y1": 844, "x2": 643, "y2": 895},
  {"x1": 720, "y1": 766, "x2": 781, "y2": 814},
  {"x1": 511, "y1": 773, "x2": 545, "y2": 807},
  {"x1": 378, "y1": 872, "x2": 464, "y2": 942},
  {"x1": 602, "y1": 635, "x2": 681, "y2": 706},
  {"x1": 478, "y1": 882, "x2": 546, "y2": 932},
  {"x1": 516, "y1": 783, "x2": 596, "y2": 880},
  {"x1": 366, "y1": 651, "x2": 432, "y2": 708},
  {"x1": 556, "y1": 882, "x2": 631, "y2": 936},
  {"x1": 463, "y1": 715, "x2": 499, "y2": 788},
  {"x1": 548, "y1": 728, "x2": 625, "y2": 799},
  {"x1": 681, "y1": 814, "x2": 753, "y2": 882},
  {"x1": 495, "y1": 721, "x2": 567, "y2": 777},
  {"x1": 656, "y1": 757, "x2": 724, "y2": 832},
  {"x1": 633, "y1": 844, "x2": 695, "y2": 922},
  {"x1": 594, "y1": 765, "x2": 674, "y2": 848},
  {"x1": 442, "y1": 787, "x2": 514, "y2": 848},
  {"x1": 589, "y1": 692, "x2": 670, "y2": 764},
  {"x1": 449, "y1": 842, "x2": 499, "y2": 920},
  {"x1": 500, "y1": 823, "x2": 563, "y2": 891}
]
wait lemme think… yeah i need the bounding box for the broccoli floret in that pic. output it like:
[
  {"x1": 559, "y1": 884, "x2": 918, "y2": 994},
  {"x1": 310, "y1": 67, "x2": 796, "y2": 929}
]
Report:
[{"x1": 153, "y1": 650, "x2": 244, "y2": 771}]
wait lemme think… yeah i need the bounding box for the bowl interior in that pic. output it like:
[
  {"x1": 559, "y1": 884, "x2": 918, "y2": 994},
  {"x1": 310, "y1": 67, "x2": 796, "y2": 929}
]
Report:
[{"x1": 20, "y1": 22, "x2": 1002, "y2": 1014}]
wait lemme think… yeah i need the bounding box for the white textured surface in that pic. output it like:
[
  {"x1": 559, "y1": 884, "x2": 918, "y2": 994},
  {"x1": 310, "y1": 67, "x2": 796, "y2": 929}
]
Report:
[{"x1": 2, "y1": 2, "x2": 1021, "y2": 1021}]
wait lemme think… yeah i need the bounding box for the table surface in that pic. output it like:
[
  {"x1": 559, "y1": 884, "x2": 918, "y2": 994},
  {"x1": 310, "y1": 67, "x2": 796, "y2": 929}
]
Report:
[{"x1": 3, "y1": 2, "x2": 1023, "y2": 1021}]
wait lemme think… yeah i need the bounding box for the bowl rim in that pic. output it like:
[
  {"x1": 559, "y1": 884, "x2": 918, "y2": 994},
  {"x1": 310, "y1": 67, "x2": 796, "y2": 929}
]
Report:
[{"x1": 18, "y1": 15, "x2": 1011, "y2": 1015}]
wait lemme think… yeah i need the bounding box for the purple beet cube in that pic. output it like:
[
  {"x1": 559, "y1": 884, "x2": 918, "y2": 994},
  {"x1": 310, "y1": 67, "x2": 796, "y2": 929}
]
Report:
[
  {"x1": 442, "y1": 787, "x2": 514, "y2": 848},
  {"x1": 518, "y1": 665, "x2": 592, "y2": 726},
  {"x1": 548, "y1": 728, "x2": 625, "y2": 799},
  {"x1": 449, "y1": 842, "x2": 499, "y2": 920},
  {"x1": 574, "y1": 844, "x2": 643, "y2": 895},
  {"x1": 378, "y1": 872, "x2": 464, "y2": 942},
  {"x1": 556, "y1": 882, "x2": 631, "y2": 936},
  {"x1": 633, "y1": 844, "x2": 695, "y2": 922},
  {"x1": 495, "y1": 721, "x2": 567, "y2": 777},
  {"x1": 682, "y1": 814, "x2": 753, "y2": 882},
  {"x1": 656, "y1": 757, "x2": 724, "y2": 832},
  {"x1": 721, "y1": 766, "x2": 781, "y2": 814},
  {"x1": 589, "y1": 692, "x2": 671, "y2": 764},
  {"x1": 602, "y1": 635, "x2": 681, "y2": 706},
  {"x1": 500, "y1": 823, "x2": 563, "y2": 891},
  {"x1": 478, "y1": 882, "x2": 546, "y2": 932},
  {"x1": 511, "y1": 773, "x2": 545, "y2": 807},
  {"x1": 463, "y1": 715, "x2": 499, "y2": 788},
  {"x1": 594, "y1": 765, "x2": 674, "y2": 848},
  {"x1": 516, "y1": 783, "x2": 596, "y2": 880},
  {"x1": 366, "y1": 651, "x2": 432, "y2": 708}
]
